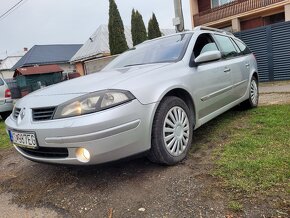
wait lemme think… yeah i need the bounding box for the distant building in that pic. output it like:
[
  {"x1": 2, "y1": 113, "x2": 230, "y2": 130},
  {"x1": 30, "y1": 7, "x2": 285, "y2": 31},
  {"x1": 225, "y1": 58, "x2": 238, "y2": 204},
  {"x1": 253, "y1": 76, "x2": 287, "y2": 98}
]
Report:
[
  {"x1": 12, "y1": 44, "x2": 82, "y2": 74},
  {"x1": 190, "y1": 0, "x2": 290, "y2": 32},
  {"x1": 12, "y1": 44, "x2": 82, "y2": 96},
  {"x1": 70, "y1": 25, "x2": 176, "y2": 75},
  {"x1": 0, "y1": 48, "x2": 27, "y2": 79}
]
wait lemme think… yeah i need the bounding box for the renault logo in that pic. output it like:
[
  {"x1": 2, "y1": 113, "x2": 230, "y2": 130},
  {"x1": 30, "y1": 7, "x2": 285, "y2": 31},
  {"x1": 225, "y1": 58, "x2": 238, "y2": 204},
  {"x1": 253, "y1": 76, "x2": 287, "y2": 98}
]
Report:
[{"x1": 17, "y1": 108, "x2": 25, "y2": 125}]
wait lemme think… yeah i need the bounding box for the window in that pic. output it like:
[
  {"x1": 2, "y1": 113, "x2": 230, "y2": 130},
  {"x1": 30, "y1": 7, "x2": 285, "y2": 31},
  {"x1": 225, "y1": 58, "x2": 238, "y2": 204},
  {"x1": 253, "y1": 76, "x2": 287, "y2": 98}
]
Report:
[
  {"x1": 193, "y1": 33, "x2": 218, "y2": 58},
  {"x1": 233, "y1": 39, "x2": 252, "y2": 55},
  {"x1": 214, "y1": 35, "x2": 238, "y2": 58},
  {"x1": 0, "y1": 78, "x2": 4, "y2": 86},
  {"x1": 211, "y1": 0, "x2": 234, "y2": 8}
]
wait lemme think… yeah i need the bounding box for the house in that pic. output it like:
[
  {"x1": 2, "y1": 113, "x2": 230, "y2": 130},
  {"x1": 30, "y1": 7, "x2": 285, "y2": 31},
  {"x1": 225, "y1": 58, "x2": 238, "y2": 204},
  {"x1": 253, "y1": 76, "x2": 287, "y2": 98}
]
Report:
[
  {"x1": 14, "y1": 65, "x2": 63, "y2": 96},
  {"x1": 0, "y1": 49, "x2": 27, "y2": 79},
  {"x1": 70, "y1": 25, "x2": 176, "y2": 75},
  {"x1": 11, "y1": 44, "x2": 82, "y2": 97},
  {"x1": 12, "y1": 44, "x2": 82, "y2": 73},
  {"x1": 190, "y1": 0, "x2": 290, "y2": 32}
]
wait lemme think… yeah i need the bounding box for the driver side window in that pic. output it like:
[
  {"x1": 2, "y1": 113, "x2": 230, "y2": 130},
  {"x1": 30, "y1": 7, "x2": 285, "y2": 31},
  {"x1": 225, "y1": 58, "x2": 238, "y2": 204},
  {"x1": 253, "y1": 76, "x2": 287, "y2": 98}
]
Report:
[{"x1": 193, "y1": 33, "x2": 219, "y2": 58}]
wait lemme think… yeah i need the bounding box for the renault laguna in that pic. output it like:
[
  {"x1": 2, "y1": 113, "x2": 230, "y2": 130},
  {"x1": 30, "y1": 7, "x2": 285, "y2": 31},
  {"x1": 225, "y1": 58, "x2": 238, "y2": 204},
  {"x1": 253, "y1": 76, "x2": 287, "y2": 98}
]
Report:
[{"x1": 5, "y1": 27, "x2": 259, "y2": 165}]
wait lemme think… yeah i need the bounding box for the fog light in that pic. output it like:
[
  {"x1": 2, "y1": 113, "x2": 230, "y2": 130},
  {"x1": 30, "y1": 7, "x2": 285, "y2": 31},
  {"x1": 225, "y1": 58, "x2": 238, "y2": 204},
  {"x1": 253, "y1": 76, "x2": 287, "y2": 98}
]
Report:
[{"x1": 76, "y1": 148, "x2": 91, "y2": 163}]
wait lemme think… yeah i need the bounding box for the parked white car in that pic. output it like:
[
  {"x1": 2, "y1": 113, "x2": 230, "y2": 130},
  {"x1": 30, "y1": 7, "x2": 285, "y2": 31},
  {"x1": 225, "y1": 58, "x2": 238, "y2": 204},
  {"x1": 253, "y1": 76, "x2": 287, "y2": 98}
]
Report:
[
  {"x1": 5, "y1": 27, "x2": 259, "y2": 165},
  {"x1": 0, "y1": 78, "x2": 13, "y2": 120}
]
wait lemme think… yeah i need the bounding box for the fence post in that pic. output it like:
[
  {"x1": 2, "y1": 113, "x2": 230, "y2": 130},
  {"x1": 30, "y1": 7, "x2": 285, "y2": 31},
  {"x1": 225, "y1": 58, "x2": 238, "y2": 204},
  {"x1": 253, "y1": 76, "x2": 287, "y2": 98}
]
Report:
[{"x1": 266, "y1": 26, "x2": 274, "y2": 81}]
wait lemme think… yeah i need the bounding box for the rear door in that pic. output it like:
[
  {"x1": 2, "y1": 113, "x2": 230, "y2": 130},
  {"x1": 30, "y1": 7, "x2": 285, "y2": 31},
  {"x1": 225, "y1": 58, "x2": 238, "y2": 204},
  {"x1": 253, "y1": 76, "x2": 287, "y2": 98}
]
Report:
[
  {"x1": 231, "y1": 38, "x2": 253, "y2": 98},
  {"x1": 213, "y1": 34, "x2": 247, "y2": 101}
]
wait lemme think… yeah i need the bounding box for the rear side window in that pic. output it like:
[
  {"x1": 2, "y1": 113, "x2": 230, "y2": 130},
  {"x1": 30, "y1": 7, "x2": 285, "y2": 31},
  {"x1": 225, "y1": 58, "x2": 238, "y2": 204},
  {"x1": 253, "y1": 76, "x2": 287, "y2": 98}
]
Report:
[
  {"x1": 214, "y1": 34, "x2": 238, "y2": 58},
  {"x1": 233, "y1": 39, "x2": 252, "y2": 55},
  {"x1": 0, "y1": 78, "x2": 4, "y2": 86}
]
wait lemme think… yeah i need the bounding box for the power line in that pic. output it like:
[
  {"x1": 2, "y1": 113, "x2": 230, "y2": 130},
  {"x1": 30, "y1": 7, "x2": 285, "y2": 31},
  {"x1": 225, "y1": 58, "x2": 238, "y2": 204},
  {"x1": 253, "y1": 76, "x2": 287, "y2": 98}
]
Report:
[{"x1": 0, "y1": 0, "x2": 28, "y2": 21}]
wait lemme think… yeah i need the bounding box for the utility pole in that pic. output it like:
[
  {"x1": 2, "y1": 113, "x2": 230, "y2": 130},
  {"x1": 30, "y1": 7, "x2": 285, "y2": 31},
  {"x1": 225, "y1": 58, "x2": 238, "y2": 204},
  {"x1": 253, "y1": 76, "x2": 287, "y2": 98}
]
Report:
[{"x1": 173, "y1": 0, "x2": 185, "y2": 32}]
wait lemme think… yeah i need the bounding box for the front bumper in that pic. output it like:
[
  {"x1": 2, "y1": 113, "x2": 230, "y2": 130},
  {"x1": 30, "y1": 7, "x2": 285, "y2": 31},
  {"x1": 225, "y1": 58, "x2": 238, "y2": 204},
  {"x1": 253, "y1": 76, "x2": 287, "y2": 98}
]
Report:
[
  {"x1": 0, "y1": 99, "x2": 13, "y2": 113},
  {"x1": 5, "y1": 100, "x2": 157, "y2": 165}
]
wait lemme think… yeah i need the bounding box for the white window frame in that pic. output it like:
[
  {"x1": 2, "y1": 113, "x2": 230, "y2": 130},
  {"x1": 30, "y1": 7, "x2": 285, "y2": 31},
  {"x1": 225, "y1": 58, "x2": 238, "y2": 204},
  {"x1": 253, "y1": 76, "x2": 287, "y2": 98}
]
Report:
[{"x1": 211, "y1": 0, "x2": 235, "y2": 8}]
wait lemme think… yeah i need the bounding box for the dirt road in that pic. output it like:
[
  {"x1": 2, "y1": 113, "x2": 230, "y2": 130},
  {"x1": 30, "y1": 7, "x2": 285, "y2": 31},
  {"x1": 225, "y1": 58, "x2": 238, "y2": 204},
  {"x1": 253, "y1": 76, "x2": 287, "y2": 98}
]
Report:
[{"x1": 0, "y1": 83, "x2": 289, "y2": 218}]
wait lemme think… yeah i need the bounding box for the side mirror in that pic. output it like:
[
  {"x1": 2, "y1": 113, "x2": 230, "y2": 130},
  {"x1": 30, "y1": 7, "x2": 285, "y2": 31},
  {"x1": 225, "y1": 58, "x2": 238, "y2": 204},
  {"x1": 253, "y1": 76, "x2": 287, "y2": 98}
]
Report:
[{"x1": 194, "y1": 51, "x2": 222, "y2": 65}]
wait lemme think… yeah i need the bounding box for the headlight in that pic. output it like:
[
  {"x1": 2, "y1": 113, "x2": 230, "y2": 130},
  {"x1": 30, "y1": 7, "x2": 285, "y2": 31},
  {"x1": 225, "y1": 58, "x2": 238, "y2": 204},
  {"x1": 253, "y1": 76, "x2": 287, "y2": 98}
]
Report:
[{"x1": 53, "y1": 90, "x2": 135, "y2": 119}]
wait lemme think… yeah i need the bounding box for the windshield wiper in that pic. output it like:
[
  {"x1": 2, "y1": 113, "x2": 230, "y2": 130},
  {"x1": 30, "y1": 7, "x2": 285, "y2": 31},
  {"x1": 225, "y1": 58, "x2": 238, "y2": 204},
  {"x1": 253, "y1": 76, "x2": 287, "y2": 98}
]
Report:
[
  {"x1": 123, "y1": 63, "x2": 148, "y2": 67},
  {"x1": 123, "y1": 61, "x2": 173, "y2": 68}
]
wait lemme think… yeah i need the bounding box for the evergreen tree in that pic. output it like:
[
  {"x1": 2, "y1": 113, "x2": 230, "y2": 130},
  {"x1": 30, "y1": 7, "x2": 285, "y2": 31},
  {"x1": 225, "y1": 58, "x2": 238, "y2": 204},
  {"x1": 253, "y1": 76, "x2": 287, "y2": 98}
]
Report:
[
  {"x1": 148, "y1": 13, "x2": 162, "y2": 40},
  {"x1": 131, "y1": 9, "x2": 147, "y2": 46},
  {"x1": 131, "y1": 9, "x2": 137, "y2": 46},
  {"x1": 108, "y1": 0, "x2": 128, "y2": 55}
]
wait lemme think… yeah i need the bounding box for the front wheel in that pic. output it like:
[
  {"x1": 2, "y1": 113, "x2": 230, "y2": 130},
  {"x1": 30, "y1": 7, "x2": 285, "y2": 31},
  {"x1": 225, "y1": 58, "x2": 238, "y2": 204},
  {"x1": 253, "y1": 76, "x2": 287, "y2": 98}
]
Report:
[
  {"x1": 241, "y1": 77, "x2": 259, "y2": 109},
  {"x1": 148, "y1": 96, "x2": 193, "y2": 165}
]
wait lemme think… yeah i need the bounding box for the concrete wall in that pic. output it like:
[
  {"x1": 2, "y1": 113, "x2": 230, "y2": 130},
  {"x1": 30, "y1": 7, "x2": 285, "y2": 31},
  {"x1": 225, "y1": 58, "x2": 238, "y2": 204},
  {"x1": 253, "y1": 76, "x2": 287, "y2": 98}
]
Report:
[
  {"x1": 58, "y1": 63, "x2": 76, "y2": 74},
  {"x1": 84, "y1": 56, "x2": 117, "y2": 75},
  {"x1": 0, "y1": 70, "x2": 14, "y2": 79}
]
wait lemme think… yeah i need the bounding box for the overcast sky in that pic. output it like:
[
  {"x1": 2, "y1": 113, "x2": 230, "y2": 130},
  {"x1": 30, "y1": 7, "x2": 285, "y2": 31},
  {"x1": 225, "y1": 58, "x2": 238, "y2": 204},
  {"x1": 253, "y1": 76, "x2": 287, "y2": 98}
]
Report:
[{"x1": 0, "y1": 0, "x2": 191, "y2": 59}]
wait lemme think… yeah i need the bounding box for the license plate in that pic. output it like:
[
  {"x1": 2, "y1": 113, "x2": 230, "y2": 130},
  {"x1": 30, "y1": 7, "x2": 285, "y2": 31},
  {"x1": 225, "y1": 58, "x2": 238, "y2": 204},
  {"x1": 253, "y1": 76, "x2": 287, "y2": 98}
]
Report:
[{"x1": 9, "y1": 130, "x2": 37, "y2": 149}]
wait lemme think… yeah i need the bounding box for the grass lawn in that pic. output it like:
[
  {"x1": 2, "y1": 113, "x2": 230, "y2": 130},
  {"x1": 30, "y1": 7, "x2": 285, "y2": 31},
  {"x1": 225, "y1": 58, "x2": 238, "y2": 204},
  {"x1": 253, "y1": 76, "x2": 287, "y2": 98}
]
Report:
[
  {"x1": 190, "y1": 104, "x2": 289, "y2": 213},
  {"x1": 0, "y1": 121, "x2": 11, "y2": 149},
  {"x1": 213, "y1": 105, "x2": 289, "y2": 193}
]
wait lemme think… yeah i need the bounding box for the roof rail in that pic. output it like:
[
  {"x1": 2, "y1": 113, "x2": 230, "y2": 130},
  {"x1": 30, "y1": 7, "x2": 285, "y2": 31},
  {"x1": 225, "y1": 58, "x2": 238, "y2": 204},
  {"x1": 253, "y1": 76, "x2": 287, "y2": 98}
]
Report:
[{"x1": 194, "y1": 26, "x2": 233, "y2": 36}]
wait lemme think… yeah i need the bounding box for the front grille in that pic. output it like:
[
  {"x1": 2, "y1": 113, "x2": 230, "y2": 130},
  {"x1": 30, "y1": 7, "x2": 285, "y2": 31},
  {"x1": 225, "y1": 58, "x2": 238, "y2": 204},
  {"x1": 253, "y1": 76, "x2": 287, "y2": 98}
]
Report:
[
  {"x1": 32, "y1": 107, "x2": 56, "y2": 121},
  {"x1": 18, "y1": 146, "x2": 68, "y2": 158},
  {"x1": 13, "y1": 108, "x2": 21, "y2": 119}
]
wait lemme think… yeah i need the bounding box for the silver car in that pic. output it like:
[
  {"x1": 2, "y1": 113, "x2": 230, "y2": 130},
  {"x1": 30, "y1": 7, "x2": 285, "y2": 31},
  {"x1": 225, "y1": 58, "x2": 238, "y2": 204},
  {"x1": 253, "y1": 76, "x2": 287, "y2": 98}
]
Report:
[
  {"x1": 5, "y1": 27, "x2": 259, "y2": 165},
  {"x1": 0, "y1": 78, "x2": 13, "y2": 120}
]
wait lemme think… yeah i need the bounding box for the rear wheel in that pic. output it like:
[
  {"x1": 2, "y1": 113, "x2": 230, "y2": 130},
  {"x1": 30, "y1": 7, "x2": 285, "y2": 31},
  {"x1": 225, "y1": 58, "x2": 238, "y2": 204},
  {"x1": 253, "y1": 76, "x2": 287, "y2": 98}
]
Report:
[
  {"x1": 148, "y1": 96, "x2": 193, "y2": 165},
  {"x1": 241, "y1": 77, "x2": 259, "y2": 109}
]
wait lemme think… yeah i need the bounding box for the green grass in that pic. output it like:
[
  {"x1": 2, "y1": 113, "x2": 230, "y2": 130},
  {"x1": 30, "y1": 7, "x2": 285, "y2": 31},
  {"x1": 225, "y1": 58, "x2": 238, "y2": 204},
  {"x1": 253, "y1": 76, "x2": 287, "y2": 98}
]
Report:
[
  {"x1": 214, "y1": 105, "x2": 290, "y2": 193},
  {"x1": 0, "y1": 121, "x2": 11, "y2": 149},
  {"x1": 228, "y1": 200, "x2": 243, "y2": 212}
]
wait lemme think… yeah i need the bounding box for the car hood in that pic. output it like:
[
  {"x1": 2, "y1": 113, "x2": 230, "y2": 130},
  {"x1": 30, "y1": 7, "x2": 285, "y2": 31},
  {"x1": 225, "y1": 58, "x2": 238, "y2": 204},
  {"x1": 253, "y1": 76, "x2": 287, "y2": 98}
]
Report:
[{"x1": 31, "y1": 63, "x2": 172, "y2": 97}]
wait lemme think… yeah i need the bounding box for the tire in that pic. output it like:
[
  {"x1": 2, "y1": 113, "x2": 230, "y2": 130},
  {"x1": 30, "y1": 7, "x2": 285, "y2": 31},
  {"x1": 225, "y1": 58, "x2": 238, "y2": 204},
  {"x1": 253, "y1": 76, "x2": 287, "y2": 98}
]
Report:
[
  {"x1": 148, "y1": 96, "x2": 193, "y2": 165},
  {"x1": 241, "y1": 77, "x2": 259, "y2": 109},
  {"x1": 0, "y1": 111, "x2": 12, "y2": 120}
]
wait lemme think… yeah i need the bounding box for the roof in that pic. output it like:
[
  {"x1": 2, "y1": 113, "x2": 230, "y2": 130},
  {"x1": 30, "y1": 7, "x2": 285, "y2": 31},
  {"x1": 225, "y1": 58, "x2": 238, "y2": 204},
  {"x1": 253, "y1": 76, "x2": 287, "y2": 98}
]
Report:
[
  {"x1": 12, "y1": 44, "x2": 82, "y2": 70},
  {"x1": 0, "y1": 50, "x2": 27, "y2": 71},
  {"x1": 71, "y1": 25, "x2": 176, "y2": 63},
  {"x1": 14, "y1": 65, "x2": 63, "y2": 77},
  {"x1": 0, "y1": 56, "x2": 23, "y2": 71}
]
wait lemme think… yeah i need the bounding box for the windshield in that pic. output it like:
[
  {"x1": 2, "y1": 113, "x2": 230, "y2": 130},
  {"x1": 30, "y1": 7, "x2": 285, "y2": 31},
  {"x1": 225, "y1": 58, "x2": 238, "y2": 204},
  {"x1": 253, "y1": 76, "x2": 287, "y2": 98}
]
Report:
[{"x1": 104, "y1": 33, "x2": 193, "y2": 70}]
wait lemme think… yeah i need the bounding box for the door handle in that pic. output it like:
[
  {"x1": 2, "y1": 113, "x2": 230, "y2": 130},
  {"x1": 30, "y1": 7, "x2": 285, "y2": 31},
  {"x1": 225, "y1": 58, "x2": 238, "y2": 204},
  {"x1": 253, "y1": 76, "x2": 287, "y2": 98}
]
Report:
[
  {"x1": 224, "y1": 68, "x2": 231, "y2": 73},
  {"x1": 245, "y1": 63, "x2": 250, "y2": 67}
]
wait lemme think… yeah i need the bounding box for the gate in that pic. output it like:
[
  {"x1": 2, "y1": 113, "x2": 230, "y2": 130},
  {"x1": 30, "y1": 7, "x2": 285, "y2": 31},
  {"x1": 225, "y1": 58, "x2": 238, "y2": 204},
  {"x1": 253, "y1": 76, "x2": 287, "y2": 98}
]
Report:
[{"x1": 234, "y1": 21, "x2": 290, "y2": 82}]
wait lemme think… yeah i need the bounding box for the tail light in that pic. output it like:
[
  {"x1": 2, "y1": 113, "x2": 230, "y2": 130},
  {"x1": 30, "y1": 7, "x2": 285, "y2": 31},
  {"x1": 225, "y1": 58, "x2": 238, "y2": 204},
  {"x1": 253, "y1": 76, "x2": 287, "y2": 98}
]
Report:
[{"x1": 5, "y1": 89, "x2": 11, "y2": 98}]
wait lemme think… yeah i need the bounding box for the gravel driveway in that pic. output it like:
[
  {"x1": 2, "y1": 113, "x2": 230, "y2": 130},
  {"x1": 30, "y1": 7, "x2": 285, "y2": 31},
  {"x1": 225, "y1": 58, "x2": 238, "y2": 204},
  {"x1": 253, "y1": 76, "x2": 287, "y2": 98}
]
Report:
[{"x1": 0, "y1": 81, "x2": 289, "y2": 218}]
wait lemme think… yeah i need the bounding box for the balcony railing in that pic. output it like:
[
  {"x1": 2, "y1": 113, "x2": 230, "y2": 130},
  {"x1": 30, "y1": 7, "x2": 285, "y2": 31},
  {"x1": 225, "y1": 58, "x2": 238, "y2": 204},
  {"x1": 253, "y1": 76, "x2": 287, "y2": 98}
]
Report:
[{"x1": 193, "y1": 0, "x2": 286, "y2": 26}]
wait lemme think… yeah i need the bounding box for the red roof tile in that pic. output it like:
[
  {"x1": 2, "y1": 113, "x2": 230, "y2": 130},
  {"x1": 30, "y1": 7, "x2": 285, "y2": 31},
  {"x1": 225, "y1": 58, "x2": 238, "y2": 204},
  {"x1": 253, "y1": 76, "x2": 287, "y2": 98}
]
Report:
[{"x1": 15, "y1": 65, "x2": 63, "y2": 76}]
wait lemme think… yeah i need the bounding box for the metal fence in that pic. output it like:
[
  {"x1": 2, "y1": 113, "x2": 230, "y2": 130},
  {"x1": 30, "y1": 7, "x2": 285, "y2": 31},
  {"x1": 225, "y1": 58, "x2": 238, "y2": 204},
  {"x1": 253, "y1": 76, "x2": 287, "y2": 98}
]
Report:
[{"x1": 234, "y1": 21, "x2": 290, "y2": 82}]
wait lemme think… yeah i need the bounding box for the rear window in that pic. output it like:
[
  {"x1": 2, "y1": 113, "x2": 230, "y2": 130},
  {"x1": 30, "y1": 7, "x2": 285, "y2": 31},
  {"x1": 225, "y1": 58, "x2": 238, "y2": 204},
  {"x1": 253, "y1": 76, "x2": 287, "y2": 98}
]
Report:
[
  {"x1": 0, "y1": 78, "x2": 4, "y2": 86},
  {"x1": 214, "y1": 34, "x2": 239, "y2": 58},
  {"x1": 233, "y1": 39, "x2": 252, "y2": 55}
]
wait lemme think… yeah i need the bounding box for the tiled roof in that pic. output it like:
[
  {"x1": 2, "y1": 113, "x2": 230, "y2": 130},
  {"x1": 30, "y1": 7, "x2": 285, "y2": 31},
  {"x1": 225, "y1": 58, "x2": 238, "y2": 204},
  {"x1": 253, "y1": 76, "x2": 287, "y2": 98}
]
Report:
[{"x1": 12, "y1": 44, "x2": 82, "y2": 70}]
